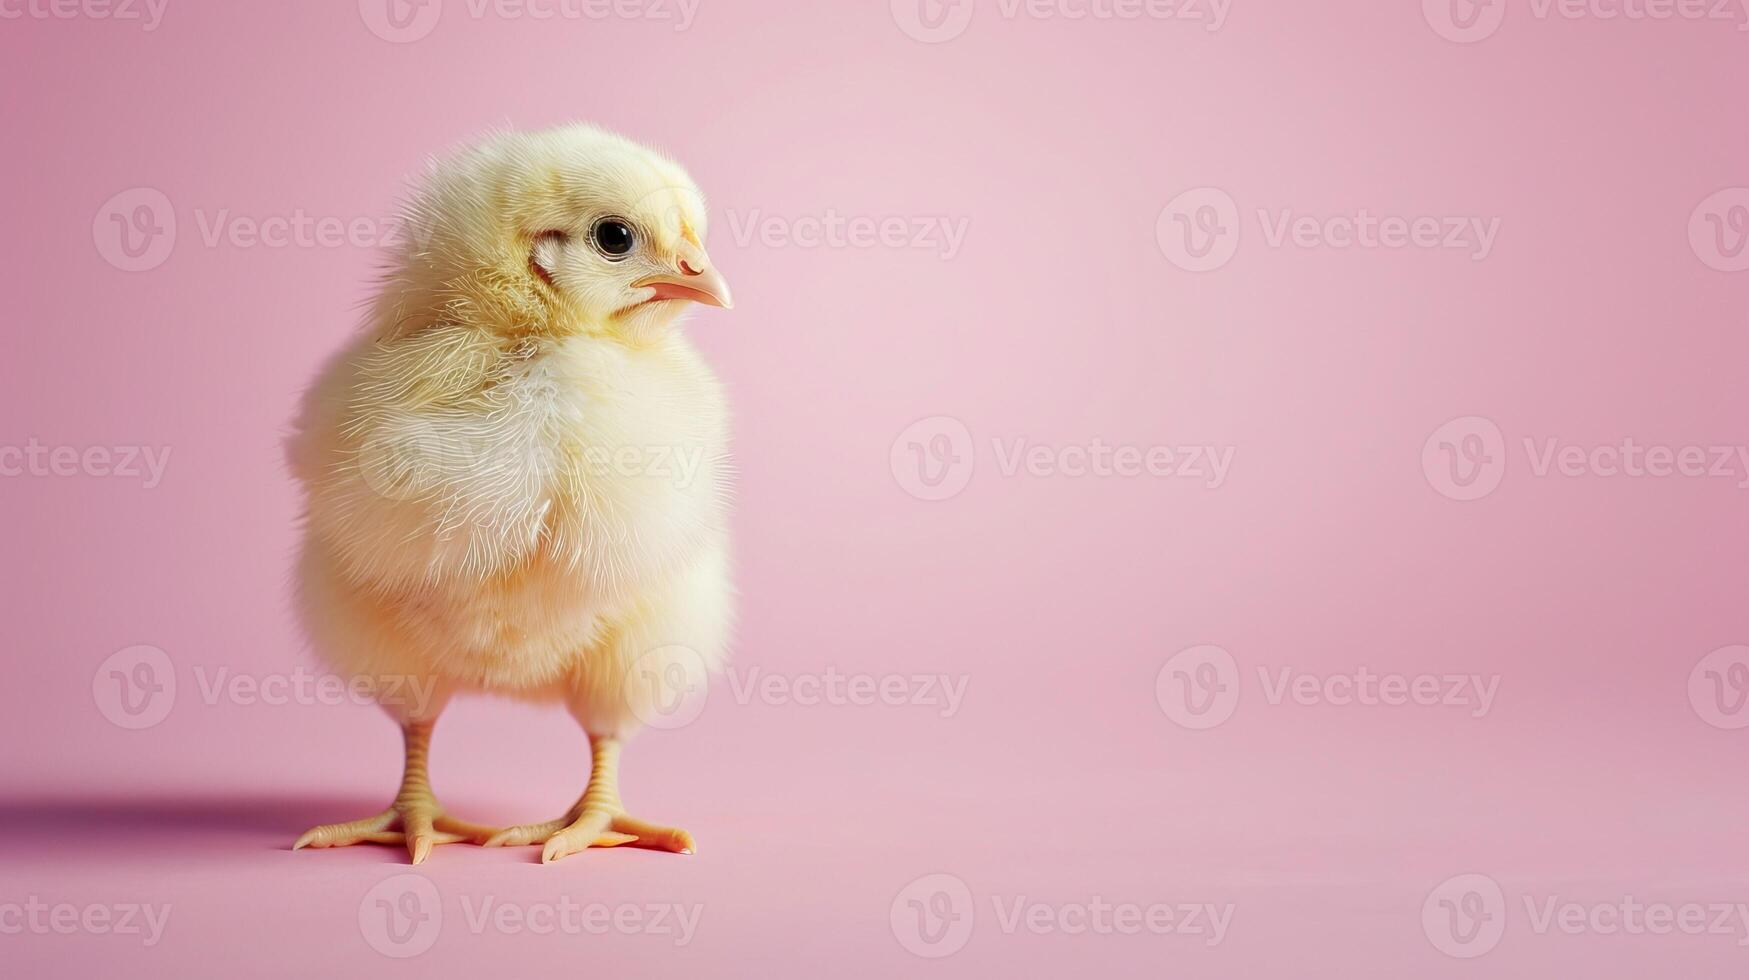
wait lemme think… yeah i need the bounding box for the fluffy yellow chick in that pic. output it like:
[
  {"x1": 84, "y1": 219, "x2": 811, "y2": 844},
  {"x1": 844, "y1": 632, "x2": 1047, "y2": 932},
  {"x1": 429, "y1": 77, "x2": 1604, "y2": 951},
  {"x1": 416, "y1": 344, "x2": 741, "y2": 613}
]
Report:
[{"x1": 287, "y1": 124, "x2": 733, "y2": 864}]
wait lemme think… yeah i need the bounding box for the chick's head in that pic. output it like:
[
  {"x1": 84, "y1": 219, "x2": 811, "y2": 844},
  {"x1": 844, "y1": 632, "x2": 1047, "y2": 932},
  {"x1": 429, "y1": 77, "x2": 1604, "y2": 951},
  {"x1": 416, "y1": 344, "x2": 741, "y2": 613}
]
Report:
[{"x1": 390, "y1": 124, "x2": 731, "y2": 345}]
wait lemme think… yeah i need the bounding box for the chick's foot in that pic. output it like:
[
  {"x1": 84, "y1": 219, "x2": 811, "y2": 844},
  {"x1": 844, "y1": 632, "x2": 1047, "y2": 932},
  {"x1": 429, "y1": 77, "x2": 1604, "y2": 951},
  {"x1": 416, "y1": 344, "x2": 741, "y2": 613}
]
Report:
[
  {"x1": 481, "y1": 734, "x2": 695, "y2": 863},
  {"x1": 294, "y1": 799, "x2": 498, "y2": 864},
  {"x1": 292, "y1": 718, "x2": 495, "y2": 864},
  {"x1": 484, "y1": 806, "x2": 693, "y2": 863}
]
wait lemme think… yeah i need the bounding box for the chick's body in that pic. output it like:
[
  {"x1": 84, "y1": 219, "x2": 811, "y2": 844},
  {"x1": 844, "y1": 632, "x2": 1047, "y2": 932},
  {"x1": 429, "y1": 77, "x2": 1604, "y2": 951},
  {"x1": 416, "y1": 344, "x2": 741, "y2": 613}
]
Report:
[
  {"x1": 295, "y1": 322, "x2": 731, "y2": 718},
  {"x1": 289, "y1": 125, "x2": 734, "y2": 864}
]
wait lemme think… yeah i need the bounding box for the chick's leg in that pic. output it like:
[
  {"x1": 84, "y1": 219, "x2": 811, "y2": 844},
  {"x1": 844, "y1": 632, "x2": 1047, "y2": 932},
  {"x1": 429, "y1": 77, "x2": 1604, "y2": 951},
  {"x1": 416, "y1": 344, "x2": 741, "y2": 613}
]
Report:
[
  {"x1": 293, "y1": 719, "x2": 496, "y2": 864},
  {"x1": 484, "y1": 735, "x2": 695, "y2": 864}
]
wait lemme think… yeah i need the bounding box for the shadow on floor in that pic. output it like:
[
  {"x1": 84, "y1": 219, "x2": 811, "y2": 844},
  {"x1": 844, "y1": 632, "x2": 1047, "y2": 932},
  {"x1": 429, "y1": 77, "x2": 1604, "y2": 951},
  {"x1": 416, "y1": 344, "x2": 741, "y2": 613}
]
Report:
[{"x1": 0, "y1": 792, "x2": 391, "y2": 853}]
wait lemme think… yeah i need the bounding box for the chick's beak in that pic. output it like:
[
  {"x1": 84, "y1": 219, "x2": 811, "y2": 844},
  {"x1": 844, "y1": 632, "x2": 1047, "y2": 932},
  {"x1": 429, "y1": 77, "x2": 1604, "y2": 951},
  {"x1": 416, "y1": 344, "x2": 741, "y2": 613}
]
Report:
[{"x1": 635, "y1": 241, "x2": 733, "y2": 310}]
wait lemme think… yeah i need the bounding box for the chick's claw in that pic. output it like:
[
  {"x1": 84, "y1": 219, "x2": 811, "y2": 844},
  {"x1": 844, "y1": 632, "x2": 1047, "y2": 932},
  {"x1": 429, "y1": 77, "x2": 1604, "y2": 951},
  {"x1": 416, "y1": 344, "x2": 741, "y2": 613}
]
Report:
[
  {"x1": 293, "y1": 808, "x2": 397, "y2": 849},
  {"x1": 611, "y1": 813, "x2": 696, "y2": 855}
]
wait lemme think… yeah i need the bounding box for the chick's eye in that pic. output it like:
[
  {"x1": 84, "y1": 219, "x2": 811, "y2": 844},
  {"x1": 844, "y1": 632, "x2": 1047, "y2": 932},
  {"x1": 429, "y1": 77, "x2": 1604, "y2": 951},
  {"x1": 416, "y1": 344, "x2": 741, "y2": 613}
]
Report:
[{"x1": 591, "y1": 218, "x2": 636, "y2": 259}]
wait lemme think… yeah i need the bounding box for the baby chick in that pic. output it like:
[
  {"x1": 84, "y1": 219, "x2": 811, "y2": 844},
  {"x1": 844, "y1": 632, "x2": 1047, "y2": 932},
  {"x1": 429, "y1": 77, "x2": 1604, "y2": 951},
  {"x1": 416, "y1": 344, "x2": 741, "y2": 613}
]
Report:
[{"x1": 288, "y1": 124, "x2": 734, "y2": 864}]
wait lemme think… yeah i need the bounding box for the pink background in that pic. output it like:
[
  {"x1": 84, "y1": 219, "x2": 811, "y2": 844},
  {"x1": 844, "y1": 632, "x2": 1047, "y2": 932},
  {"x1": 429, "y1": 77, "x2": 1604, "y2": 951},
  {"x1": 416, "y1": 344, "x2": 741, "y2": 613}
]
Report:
[{"x1": 4, "y1": 0, "x2": 1749, "y2": 976}]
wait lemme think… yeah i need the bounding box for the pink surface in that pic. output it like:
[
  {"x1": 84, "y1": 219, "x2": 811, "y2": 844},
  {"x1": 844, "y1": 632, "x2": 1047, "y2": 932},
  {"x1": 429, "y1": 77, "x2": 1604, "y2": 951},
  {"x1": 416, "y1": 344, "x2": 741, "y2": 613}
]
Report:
[{"x1": 4, "y1": 1, "x2": 1749, "y2": 976}]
